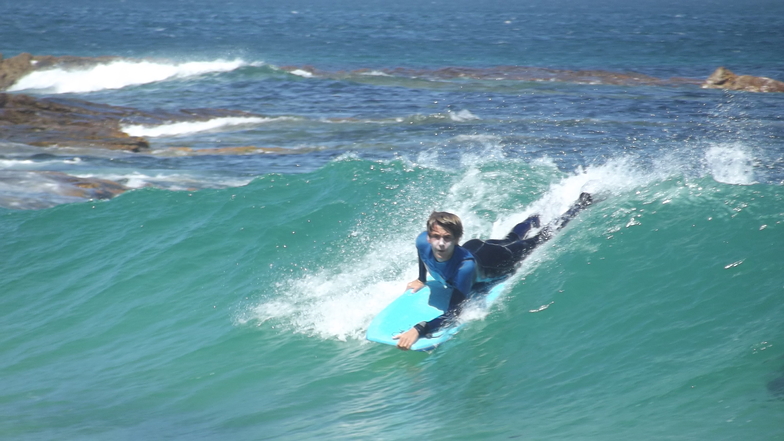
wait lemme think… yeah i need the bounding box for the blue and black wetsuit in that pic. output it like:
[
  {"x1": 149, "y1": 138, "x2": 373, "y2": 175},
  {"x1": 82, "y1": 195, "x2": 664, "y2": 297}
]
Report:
[{"x1": 413, "y1": 193, "x2": 592, "y2": 336}]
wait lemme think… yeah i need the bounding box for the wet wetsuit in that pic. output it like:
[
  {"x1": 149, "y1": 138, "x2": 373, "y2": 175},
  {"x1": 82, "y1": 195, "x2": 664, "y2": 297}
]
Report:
[{"x1": 413, "y1": 193, "x2": 592, "y2": 336}]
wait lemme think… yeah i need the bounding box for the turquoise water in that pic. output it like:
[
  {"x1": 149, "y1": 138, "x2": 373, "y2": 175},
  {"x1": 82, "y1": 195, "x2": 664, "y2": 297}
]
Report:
[
  {"x1": 2, "y1": 0, "x2": 784, "y2": 439},
  {"x1": 2, "y1": 157, "x2": 782, "y2": 439}
]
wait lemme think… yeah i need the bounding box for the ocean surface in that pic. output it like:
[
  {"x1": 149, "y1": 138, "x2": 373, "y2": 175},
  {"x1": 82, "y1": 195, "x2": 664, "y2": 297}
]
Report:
[{"x1": 2, "y1": 0, "x2": 783, "y2": 439}]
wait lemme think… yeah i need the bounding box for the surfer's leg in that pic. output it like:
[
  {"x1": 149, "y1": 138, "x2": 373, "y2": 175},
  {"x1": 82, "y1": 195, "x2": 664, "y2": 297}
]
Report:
[
  {"x1": 535, "y1": 192, "x2": 593, "y2": 243},
  {"x1": 464, "y1": 238, "x2": 519, "y2": 281},
  {"x1": 464, "y1": 194, "x2": 592, "y2": 281},
  {"x1": 489, "y1": 192, "x2": 593, "y2": 274},
  {"x1": 508, "y1": 215, "x2": 541, "y2": 241}
]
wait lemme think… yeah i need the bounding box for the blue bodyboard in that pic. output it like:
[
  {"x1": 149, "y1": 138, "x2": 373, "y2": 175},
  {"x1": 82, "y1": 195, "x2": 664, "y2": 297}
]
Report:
[{"x1": 366, "y1": 280, "x2": 506, "y2": 351}]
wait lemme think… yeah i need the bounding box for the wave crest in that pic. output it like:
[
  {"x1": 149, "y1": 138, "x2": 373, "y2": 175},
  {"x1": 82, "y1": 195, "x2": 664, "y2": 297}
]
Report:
[{"x1": 9, "y1": 59, "x2": 255, "y2": 94}]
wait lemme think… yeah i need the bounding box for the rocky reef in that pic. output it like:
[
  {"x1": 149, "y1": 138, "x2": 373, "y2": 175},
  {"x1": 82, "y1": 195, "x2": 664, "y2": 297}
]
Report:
[
  {"x1": 702, "y1": 67, "x2": 784, "y2": 93},
  {"x1": 0, "y1": 93, "x2": 269, "y2": 152},
  {"x1": 0, "y1": 93, "x2": 151, "y2": 151},
  {"x1": 2, "y1": 52, "x2": 782, "y2": 209}
]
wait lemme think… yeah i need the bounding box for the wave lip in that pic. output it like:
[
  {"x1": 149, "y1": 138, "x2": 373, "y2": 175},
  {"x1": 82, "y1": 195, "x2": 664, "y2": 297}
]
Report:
[{"x1": 8, "y1": 59, "x2": 253, "y2": 94}]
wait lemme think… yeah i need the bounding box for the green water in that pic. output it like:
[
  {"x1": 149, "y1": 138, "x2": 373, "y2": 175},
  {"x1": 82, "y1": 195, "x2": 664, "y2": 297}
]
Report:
[{"x1": 1, "y1": 156, "x2": 782, "y2": 440}]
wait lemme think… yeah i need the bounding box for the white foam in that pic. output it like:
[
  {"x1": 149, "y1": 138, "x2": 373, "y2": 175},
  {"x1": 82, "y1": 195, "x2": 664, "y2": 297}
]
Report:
[
  {"x1": 0, "y1": 157, "x2": 83, "y2": 169},
  {"x1": 239, "y1": 238, "x2": 415, "y2": 342},
  {"x1": 9, "y1": 59, "x2": 253, "y2": 93},
  {"x1": 121, "y1": 116, "x2": 278, "y2": 138},
  {"x1": 289, "y1": 69, "x2": 314, "y2": 78},
  {"x1": 449, "y1": 109, "x2": 481, "y2": 122},
  {"x1": 75, "y1": 171, "x2": 251, "y2": 190},
  {"x1": 358, "y1": 70, "x2": 392, "y2": 77},
  {"x1": 451, "y1": 134, "x2": 502, "y2": 144},
  {"x1": 0, "y1": 159, "x2": 36, "y2": 168},
  {"x1": 704, "y1": 144, "x2": 756, "y2": 185}
]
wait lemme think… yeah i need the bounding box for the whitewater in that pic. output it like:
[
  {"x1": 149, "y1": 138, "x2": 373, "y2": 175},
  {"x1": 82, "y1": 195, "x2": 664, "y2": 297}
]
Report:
[{"x1": 8, "y1": 59, "x2": 255, "y2": 94}]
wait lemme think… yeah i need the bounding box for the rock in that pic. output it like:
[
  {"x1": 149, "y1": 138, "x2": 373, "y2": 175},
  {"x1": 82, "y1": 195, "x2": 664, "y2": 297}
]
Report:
[
  {"x1": 0, "y1": 93, "x2": 150, "y2": 151},
  {"x1": 0, "y1": 53, "x2": 35, "y2": 91},
  {"x1": 0, "y1": 170, "x2": 130, "y2": 209},
  {"x1": 39, "y1": 171, "x2": 129, "y2": 199},
  {"x1": 295, "y1": 65, "x2": 702, "y2": 87},
  {"x1": 702, "y1": 67, "x2": 784, "y2": 93},
  {"x1": 0, "y1": 92, "x2": 274, "y2": 152}
]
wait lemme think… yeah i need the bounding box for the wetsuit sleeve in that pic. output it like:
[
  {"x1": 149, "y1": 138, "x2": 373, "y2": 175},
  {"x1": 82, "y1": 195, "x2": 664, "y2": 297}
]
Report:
[
  {"x1": 417, "y1": 258, "x2": 475, "y2": 335},
  {"x1": 418, "y1": 254, "x2": 426, "y2": 283},
  {"x1": 417, "y1": 287, "x2": 468, "y2": 335}
]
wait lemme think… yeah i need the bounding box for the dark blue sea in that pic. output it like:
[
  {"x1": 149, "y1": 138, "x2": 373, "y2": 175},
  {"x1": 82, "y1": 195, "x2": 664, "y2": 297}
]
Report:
[{"x1": 1, "y1": 0, "x2": 783, "y2": 439}]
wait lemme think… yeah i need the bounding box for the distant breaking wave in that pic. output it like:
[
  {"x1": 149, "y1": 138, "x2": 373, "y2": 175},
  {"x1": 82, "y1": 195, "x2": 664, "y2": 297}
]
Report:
[
  {"x1": 121, "y1": 116, "x2": 294, "y2": 138},
  {"x1": 9, "y1": 59, "x2": 256, "y2": 94}
]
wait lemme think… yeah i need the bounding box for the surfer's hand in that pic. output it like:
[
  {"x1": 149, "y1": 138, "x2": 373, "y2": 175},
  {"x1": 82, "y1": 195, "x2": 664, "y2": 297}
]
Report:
[
  {"x1": 406, "y1": 279, "x2": 425, "y2": 293},
  {"x1": 393, "y1": 328, "x2": 420, "y2": 350}
]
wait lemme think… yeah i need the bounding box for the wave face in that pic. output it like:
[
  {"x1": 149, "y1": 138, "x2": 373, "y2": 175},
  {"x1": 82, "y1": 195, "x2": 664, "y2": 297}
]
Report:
[{"x1": 2, "y1": 155, "x2": 783, "y2": 440}]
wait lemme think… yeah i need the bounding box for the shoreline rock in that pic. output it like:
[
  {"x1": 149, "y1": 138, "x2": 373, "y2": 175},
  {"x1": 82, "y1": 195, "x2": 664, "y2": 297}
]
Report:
[
  {"x1": 702, "y1": 67, "x2": 784, "y2": 93},
  {"x1": 0, "y1": 93, "x2": 269, "y2": 152},
  {"x1": 0, "y1": 93, "x2": 151, "y2": 152}
]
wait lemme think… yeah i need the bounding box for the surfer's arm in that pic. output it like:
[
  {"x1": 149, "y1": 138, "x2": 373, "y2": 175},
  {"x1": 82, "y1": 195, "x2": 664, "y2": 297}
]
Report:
[
  {"x1": 406, "y1": 252, "x2": 428, "y2": 292},
  {"x1": 393, "y1": 327, "x2": 420, "y2": 350},
  {"x1": 406, "y1": 279, "x2": 425, "y2": 292},
  {"x1": 419, "y1": 287, "x2": 467, "y2": 334},
  {"x1": 395, "y1": 283, "x2": 468, "y2": 350}
]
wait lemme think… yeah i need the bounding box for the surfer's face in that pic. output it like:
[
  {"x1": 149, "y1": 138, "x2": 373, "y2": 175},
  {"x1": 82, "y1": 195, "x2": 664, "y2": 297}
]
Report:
[{"x1": 428, "y1": 224, "x2": 456, "y2": 262}]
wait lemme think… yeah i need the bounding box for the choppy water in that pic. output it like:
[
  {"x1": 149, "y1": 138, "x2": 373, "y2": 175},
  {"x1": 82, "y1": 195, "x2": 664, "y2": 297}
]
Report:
[{"x1": 1, "y1": 0, "x2": 783, "y2": 439}]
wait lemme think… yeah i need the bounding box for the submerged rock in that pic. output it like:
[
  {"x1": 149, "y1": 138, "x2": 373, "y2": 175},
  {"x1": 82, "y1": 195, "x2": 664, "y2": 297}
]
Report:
[
  {"x1": 283, "y1": 64, "x2": 703, "y2": 87},
  {"x1": 702, "y1": 67, "x2": 784, "y2": 93},
  {"x1": 39, "y1": 171, "x2": 130, "y2": 199},
  {"x1": 156, "y1": 146, "x2": 310, "y2": 156},
  {"x1": 0, "y1": 170, "x2": 129, "y2": 210}
]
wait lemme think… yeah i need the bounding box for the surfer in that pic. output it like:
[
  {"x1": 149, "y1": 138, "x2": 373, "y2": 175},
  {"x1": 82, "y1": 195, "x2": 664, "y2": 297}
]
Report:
[{"x1": 393, "y1": 192, "x2": 593, "y2": 350}]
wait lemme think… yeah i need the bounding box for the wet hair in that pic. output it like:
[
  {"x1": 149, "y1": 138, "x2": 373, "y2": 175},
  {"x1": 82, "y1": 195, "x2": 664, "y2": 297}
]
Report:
[{"x1": 427, "y1": 211, "x2": 463, "y2": 241}]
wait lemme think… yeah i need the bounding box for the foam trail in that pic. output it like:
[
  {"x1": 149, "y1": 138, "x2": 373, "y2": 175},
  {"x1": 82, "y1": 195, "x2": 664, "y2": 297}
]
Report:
[
  {"x1": 9, "y1": 59, "x2": 252, "y2": 93},
  {"x1": 122, "y1": 116, "x2": 279, "y2": 138}
]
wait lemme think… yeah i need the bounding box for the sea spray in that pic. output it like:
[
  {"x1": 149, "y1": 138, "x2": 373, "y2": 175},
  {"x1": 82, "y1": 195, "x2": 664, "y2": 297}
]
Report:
[{"x1": 704, "y1": 144, "x2": 756, "y2": 185}]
